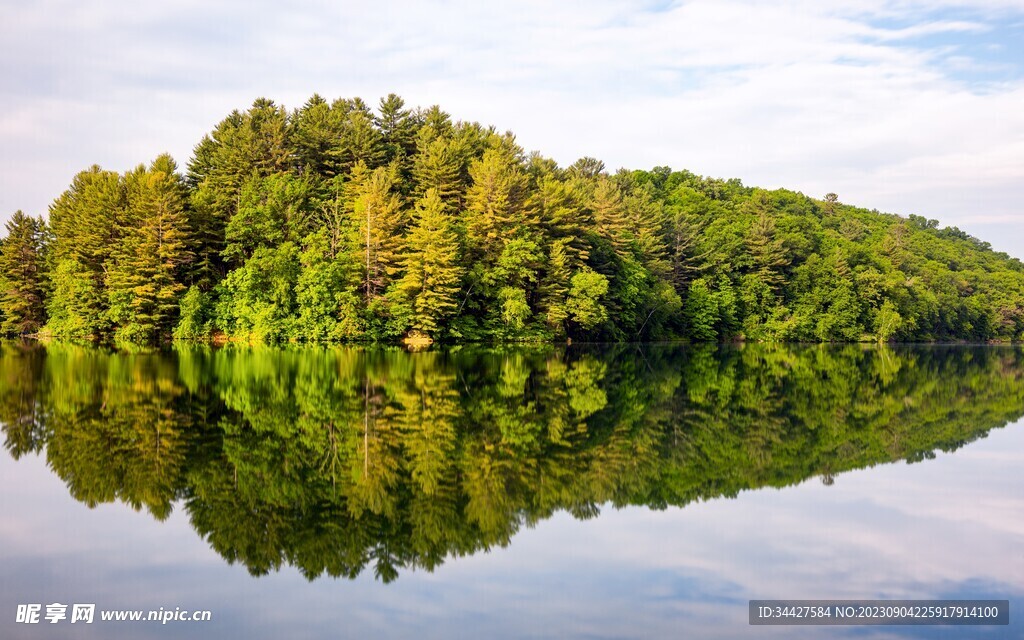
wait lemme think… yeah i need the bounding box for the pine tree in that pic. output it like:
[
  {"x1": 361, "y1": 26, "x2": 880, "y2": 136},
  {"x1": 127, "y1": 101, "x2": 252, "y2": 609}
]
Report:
[
  {"x1": 528, "y1": 176, "x2": 591, "y2": 267},
  {"x1": 339, "y1": 111, "x2": 385, "y2": 172},
  {"x1": 746, "y1": 210, "x2": 790, "y2": 293},
  {"x1": 420, "y1": 105, "x2": 453, "y2": 137},
  {"x1": 536, "y1": 238, "x2": 572, "y2": 335},
  {"x1": 0, "y1": 211, "x2": 49, "y2": 335},
  {"x1": 412, "y1": 130, "x2": 467, "y2": 206},
  {"x1": 106, "y1": 155, "x2": 193, "y2": 344},
  {"x1": 568, "y1": 156, "x2": 606, "y2": 179},
  {"x1": 290, "y1": 94, "x2": 346, "y2": 177},
  {"x1": 463, "y1": 147, "x2": 528, "y2": 260},
  {"x1": 623, "y1": 181, "x2": 670, "y2": 278},
  {"x1": 394, "y1": 189, "x2": 463, "y2": 337},
  {"x1": 589, "y1": 177, "x2": 630, "y2": 256},
  {"x1": 185, "y1": 99, "x2": 292, "y2": 288},
  {"x1": 46, "y1": 166, "x2": 126, "y2": 339},
  {"x1": 347, "y1": 163, "x2": 405, "y2": 304},
  {"x1": 376, "y1": 93, "x2": 418, "y2": 165}
]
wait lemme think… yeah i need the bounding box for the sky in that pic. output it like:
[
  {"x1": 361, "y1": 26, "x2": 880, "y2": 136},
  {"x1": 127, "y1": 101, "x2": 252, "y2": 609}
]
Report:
[{"x1": 1, "y1": 0, "x2": 1023, "y2": 257}]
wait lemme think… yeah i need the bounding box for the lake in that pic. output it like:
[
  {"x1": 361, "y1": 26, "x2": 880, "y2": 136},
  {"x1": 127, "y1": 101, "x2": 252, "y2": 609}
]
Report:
[{"x1": 0, "y1": 342, "x2": 1022, "y2": 639}]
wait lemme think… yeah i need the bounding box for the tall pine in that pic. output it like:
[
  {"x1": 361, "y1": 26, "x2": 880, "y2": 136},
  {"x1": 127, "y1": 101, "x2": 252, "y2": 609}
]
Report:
[
  {"x1": 348, "y1": 163, "x2": 405, "y2": 305},
  {"x1": 106, "y1": 155, "x2": 192, "y2": 344},
  {"x1": 0, "y1": 212, "x2": 49, "y2": 335},
  {"x1": 393, "y1": 189, "x2": 463, "y2": 337},
  {"x1": 47, "y1": 166, "x2": 126, "y2": 339}
]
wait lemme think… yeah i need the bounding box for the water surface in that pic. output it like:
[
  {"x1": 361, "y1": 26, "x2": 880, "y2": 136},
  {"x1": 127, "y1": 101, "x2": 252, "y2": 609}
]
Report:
[{"x1": 1, "y1": 343, "x2": 1022, "y2": 638}]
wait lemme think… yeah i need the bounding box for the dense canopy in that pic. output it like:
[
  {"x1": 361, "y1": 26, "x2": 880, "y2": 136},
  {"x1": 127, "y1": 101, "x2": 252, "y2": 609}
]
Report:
[{"x1": 2, "y1": 94, "x2": 1022, "y2": 346}]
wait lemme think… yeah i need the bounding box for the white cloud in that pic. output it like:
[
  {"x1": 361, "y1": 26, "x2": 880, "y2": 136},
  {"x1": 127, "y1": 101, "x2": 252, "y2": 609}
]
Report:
[{"x1": 1, "y1": 0, "x2": 1023, "y2": 255}]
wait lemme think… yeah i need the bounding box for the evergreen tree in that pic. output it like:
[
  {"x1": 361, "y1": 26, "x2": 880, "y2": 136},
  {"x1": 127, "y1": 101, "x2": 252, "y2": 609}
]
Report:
[
  {"x1": 412, "y1": 130, "x2": 467, "y2": 205},
  {"x1": 746, "y1": 209, "x2": 790, "y2": 293},
  {"x1": 339, "y1": 110, "x2": 385, "y2": 172},
  {"x1": 463, "y1": 147, "x2": 529, "y2": 260},
  {"x1": 47, "y1": 166, "x2": 126, "y2": 339},
  {"x1": 537, "y1": 239, "x2": 572, "y2": 335},
  {"x1": 347, "y1": 163, "x2": 405, "y2": 305},
  {"x1": 393, "y1": 190, "x2": 464, "y2": 337},
  {"x1": 376, "y1": 93, "x2": 418, "y2": 166},
  {"x1": 589, "y1": 177, "x2": 630, "y2": 257},
  {"x1": 0, "y1": 211, "x2": 49, "y2": 335},
  {"x1": 106, "y1": 155, "x2": 193, "y2": 345},
  {"x1": 528, "y1": 175, "x2": 591, "y2": 267},
  {"x1": 290, "y1": 94, "x2": 346, "y2": 177},
  {"x1": 623, "y1": 181, "x2": 670, "y2": 278},
  {"x1": 185, "y1": 99, "x2": 292, "y2": 287}
]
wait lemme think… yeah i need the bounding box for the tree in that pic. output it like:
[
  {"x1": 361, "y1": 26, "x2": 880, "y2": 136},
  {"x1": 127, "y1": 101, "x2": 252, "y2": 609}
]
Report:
[
  {"x1": 393, "y1": 190, "x2": 464, "y2": 337},
  {"x1": 216, "y1": 242, "x2": 301, "y2": 343},
  {"x1": 0, "y1": 211, "x2": 49, "y2": 335},
  {"x1": 528, "y1": 176, "x2": 591, "y2": 267},
  {"x1": 622, "y1": 181, "x2": 670, "y2": 278},
  {"x1": 290, "y1": 94, "x2": 346, "y2": 177},
  {"x1": 185, "y1": 99, "x2": 292, "y2": 286},
  {"x1": 463, "y1": 147, "x2": 529, "y2": 260},
  {"x1": 339, "y1": 110, "x2": 385, "y2": 172},
  {"x1": 106, "y1": 155, "x2": 193, "y2": 345},
  {"x1": 589, "y1": 177, "x2": 630, "y2": 257},
  {"x1": 566, "y1": 268, "x2": 609, "y2": 331},
  {"x1": 174, "y1": 285, "x2": 212, "y2": 341},
  {"x1": 411, "y1": 131, "x2": 467, "y2": 205},
  {"x1": 822, "y1": 192, "x2": 839, "y2": 216},
  {"x1": 46, "y1": 166, "x2": 126, "y2": 340},
  {"x1": 745, "y1": 210, "x2": 790, "y2": 293},
  {"x1": 684, "y1": 278, "x2": 718, "y2": 341},
  {"x1": 223, "y1": 172, "x2": 312, "y2": 266},
  {"x1": 874, "y1": 299, "x2": 902, "y2": 342},
  {"x1": 376, "y1": 93, "x2": 418, "y2": 166},
  {"x1": 536, "y1": 239, "x2": 572, "y2": 335},
  {"x1": 347, "y1": 163, "x2": 405, "y2": 306},
  {"x1": 568, "y1": 156, "x2": 606, "y2": 179}
]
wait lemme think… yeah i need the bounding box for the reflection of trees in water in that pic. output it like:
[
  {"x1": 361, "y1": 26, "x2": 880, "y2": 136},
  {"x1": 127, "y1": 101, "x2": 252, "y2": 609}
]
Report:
[{"x1": 1, "y1": 342, "x2": 1023, "y2": 582}]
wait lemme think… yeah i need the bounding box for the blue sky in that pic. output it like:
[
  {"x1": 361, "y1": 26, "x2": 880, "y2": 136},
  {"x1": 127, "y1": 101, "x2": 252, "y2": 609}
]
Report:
[{"x1": 1, "y1": 0, "x2": 1023, "y2": 257}]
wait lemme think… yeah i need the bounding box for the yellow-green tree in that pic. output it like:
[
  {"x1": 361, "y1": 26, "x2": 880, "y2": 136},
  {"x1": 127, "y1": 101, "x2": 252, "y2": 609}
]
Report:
[{"x1": 393, "y1": 189, "x2": 464, "y2": 337}]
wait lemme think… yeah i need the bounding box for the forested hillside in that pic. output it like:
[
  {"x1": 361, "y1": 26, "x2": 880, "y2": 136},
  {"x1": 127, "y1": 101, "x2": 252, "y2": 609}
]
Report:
[{"x1": 1, "y1": 94, "x2": 1023, "y2": 346}]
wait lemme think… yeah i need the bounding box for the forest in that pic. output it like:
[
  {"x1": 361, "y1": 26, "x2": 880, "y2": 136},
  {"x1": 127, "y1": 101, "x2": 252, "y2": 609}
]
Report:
[
  {"x1": 2, "y1": 342, "x2": 1022, "y2": 580},
  {"x1": 1, "y1": 94, "x2": 1023, "y2": 346}
]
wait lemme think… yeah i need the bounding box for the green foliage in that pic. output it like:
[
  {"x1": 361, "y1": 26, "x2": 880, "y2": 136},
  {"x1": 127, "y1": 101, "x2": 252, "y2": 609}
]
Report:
[
  {"x1": 347, "y1": 163, "x2": 405, "y2": 306},
  {"x1": 106, "y1": 156, "x2": 192, "y2": 346},
  {"x1": 874, "y1": 299, "x2": 903, "y2": 342},
  {"x1": 0, "y1": 211, "x2": 49, "y2": 335},
  {"x1": 498, "y1": 287, "x2": 531, "y2": 331},
  {"x1": 174, "y1": 285, "x2": 213, "y2": 341},
  {"x1": 392, "y1": 190, "x2": 464, "y2": 337},
  {"x1": 292, "y1": 230, "x2": 363, "y2": 341},
  {"x1": 223, "y1": 172, "x2": 311, "y2": 266},
  {"x1": 685, "y1": 278, "x2": 718, "y2": 341},
  {"x1": 565, "y1": 269, "x2": 609, "y2": 330},
  {"x1": 11, "y1": 93, "x2": 1024, "y2": 346},
  {"x1": 216, "y1": 243, "x2": 301, "y2": 343},
  {"x1": 45, "y1": 166, "x2": 126, "y2": 340}
]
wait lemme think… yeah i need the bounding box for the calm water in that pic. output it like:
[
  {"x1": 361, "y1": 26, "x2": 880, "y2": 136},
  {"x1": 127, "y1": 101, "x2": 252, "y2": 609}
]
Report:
[{"x1": 0, "y1": 342, "x2": 1022, "y2": 639}]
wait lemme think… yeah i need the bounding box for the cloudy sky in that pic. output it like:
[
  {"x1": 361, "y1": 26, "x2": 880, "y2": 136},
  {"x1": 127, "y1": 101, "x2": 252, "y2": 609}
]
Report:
[{"x1": 2, "y1": 0, "x2": 1023, "y2": 257}]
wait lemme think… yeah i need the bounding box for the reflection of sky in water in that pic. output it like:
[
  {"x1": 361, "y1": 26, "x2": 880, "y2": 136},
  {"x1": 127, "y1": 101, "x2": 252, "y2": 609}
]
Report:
[{"x1": 1, "y1": 419, "x2": 1021, "y2": 639}]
